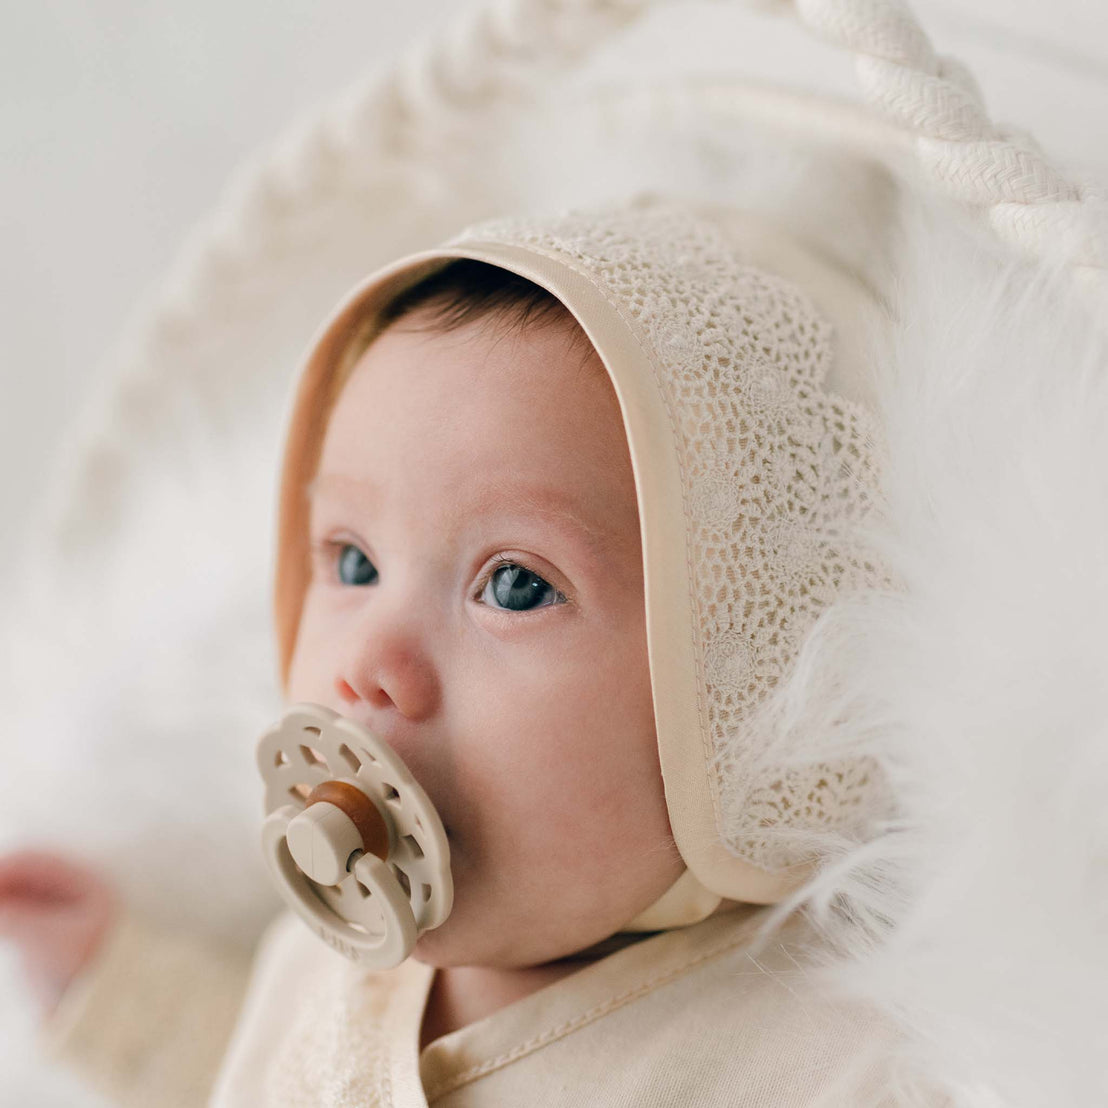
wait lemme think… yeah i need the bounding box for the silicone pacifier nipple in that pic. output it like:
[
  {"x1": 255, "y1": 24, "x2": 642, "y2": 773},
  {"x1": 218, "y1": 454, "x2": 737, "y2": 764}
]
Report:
[{"x1": 257, "y1": 703, "x2": 452, "y2": 968}]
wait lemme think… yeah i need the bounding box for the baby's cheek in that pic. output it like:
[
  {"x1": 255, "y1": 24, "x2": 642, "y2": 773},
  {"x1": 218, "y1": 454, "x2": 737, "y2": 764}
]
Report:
[
  {"x1": 516, "y1": 769, "x2": 617, "y2": 880},
  {"x1": 285, "y1": 618, "x2": 331, "y2": 703}
]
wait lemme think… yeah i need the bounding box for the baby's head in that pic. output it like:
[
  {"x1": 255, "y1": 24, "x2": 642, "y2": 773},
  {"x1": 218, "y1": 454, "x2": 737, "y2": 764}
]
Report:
[
  {"x1": 286, "y1": 260, "x2": 684, "y2": 968},
  {"x1": 273, "y1": 196, "x2": 891, "y2": 971}
]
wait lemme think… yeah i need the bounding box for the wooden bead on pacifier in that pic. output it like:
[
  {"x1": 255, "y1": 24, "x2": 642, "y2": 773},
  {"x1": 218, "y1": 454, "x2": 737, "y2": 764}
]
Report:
[{"x1": 257, "y1": 703, "x2": 453, "y2": 968}]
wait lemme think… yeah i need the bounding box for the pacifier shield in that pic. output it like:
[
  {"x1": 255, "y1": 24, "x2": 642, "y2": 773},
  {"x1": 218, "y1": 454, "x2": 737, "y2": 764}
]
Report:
[{"x1": 257, "y1": 702, "x2": 452, "y2": 967}]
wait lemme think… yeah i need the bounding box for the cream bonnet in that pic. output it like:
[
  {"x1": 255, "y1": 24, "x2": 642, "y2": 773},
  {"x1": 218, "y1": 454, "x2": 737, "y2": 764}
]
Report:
[{"x1": 272, "y1": 192, "x2": 890, "y2": 928}]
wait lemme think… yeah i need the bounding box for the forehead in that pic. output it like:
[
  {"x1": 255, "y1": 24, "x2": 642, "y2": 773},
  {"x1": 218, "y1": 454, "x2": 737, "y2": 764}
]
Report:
[
  {"x1": 324, "y1": 317, "x2": 619, "y2": 452},
  {"x1": 313, "y1": 317, "x2": 641, "y2": 540}
]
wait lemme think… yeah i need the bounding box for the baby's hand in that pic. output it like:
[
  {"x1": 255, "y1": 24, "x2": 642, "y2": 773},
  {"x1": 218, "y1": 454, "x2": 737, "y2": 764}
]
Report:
[{"x1": 0, "y1": 848, "x2": 118, "y2": 1019}]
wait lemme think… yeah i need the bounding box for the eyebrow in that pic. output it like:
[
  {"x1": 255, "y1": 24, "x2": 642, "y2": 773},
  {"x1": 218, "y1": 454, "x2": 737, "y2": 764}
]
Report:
[{"x1": 305, "y1": 474, "x2": 623, "y2": 556}]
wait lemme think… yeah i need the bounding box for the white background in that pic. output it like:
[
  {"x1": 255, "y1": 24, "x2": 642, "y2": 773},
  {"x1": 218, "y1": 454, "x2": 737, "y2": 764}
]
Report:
[{"x1": 1, "y1": 1, "x2": 445, "y2": 576}]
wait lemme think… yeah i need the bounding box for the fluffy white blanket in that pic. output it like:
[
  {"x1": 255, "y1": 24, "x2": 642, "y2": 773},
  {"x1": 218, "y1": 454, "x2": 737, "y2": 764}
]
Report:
[{"x1": 758, "y1": 204, "x2": 1108, "y2": 1106}]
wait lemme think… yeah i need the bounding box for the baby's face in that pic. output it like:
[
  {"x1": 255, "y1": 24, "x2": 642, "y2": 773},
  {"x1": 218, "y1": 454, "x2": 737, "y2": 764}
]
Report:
[{"x1": 287, "y1": 311, "x2": 684, "y2": 969}]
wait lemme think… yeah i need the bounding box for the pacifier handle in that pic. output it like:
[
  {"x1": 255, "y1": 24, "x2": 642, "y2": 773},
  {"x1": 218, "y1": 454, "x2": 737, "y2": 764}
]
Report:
[
  {"x1": 257, "y1": 703, "x2": 453, "y2": 968},
  {"x1": 262, "y1": 803, "x2": 418, "y2": 966},
  {"x1": 285, "y1": 780, "x2": 391, "y2": 886}
]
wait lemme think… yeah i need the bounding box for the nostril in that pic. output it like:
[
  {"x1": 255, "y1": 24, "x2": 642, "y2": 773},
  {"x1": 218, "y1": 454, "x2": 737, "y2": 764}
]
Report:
[{"x1": 335, "y1": 677, "x2": 358, "y2": 702}]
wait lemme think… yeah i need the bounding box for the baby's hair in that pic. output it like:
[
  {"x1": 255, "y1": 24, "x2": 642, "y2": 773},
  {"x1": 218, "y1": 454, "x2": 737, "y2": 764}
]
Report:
[
  {"x1": 327, "y1": 260, "x2": 597, "y2": 404},
  {"x1": 379, "y1": 258, "x2": 585, "y2": 343}
]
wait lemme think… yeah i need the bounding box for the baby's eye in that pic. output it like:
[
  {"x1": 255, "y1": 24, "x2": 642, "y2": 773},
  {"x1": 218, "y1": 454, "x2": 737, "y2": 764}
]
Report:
[
  {"x1": 336, "y1": 543, "x2": 378, "y2": 586},
  {"x1": 480, "y1": 560, "x2": 566, "y2": 613}
]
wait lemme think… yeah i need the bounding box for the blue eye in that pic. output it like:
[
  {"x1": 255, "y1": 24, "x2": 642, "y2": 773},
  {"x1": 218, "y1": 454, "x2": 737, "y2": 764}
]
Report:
[
  {"x1": 316, "y1": 541, "x2": 565, "y2": 613},
  {"x1": 337, "y1": 543, "x2": 378, "y2": 586},
  {"x1": 480, "y1": 561, "x2": 565, "y2": 613}
]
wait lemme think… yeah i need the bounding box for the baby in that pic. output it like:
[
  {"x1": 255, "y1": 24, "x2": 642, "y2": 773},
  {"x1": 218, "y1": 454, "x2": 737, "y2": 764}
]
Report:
[
  {"x1": 285, "y1": 257, "x2": 685, "y2": 1038},
  {"x1": 0, "y1": 196, "x2": 901, "y2": 1106}
]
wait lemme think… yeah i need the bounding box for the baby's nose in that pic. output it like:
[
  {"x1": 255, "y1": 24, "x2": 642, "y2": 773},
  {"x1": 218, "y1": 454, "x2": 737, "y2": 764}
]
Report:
[{"x1": 333, "y1": 625, "x2": 441, "y2": 722}]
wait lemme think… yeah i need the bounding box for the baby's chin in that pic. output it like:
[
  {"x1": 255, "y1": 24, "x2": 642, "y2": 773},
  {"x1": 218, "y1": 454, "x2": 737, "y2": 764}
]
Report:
[
  {"x1": 409, "y1": 919, "x2": 544, "y2": 970},
  {"x1": 408, "y1": 901, "x2": 629, "y2": 971}
]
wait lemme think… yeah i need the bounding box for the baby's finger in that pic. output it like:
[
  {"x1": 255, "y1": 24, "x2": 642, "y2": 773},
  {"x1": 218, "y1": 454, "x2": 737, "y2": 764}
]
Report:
[
  {"x1": 0, "y1": 899, "x2": 45, "y2": 941},
  {"x1": 0, "y1": 894, "x2": 111, "y2": 965},
  {"x1": 0, "y1": 849, "x2": 68, "y2": 890},
  {"x1": 0, "y1": 850, "x2": 102, "y2": 900}
]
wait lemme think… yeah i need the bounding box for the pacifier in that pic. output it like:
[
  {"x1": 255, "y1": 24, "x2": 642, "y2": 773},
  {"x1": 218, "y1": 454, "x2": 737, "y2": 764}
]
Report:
[{"x1": 257, "y1": 702, "x2": 452, "y2": 968}]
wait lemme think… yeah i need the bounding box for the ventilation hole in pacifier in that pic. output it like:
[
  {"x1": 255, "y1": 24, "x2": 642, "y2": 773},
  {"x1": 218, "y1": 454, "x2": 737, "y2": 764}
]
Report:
[
  {"x1": 420, "y1": 883, "x2": 431, "y2": 903},
  {"x1": 337, "y1": 743, "x2": 362, "y2": 772},
  {"x1": 300, "y1": 745, "x2": 326, "y2": 767},
  {"x1": 302, "y1": 725, "x2": 322, "y2": 736},
  {"x1": 390, "y1": 865, "x2": 412, "y2": 898},
  {"x1": 288, "y1": 783, "x2": 311, "y2": 803},
  {"x1": 382, "y1": 783, "x2": 400, "y2": 803},
  {"x1": 274, "y1": 749, "x2": 289, "y2": 767},
  {"x1": 401, "y1": 834, "x2": 424, "y2": 860}
]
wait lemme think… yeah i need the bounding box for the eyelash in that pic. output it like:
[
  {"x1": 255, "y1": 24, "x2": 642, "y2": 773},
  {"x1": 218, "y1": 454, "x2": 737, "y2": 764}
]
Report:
[{"x1": 308, "y1": 540, "x2": 568, "y2": 611}]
